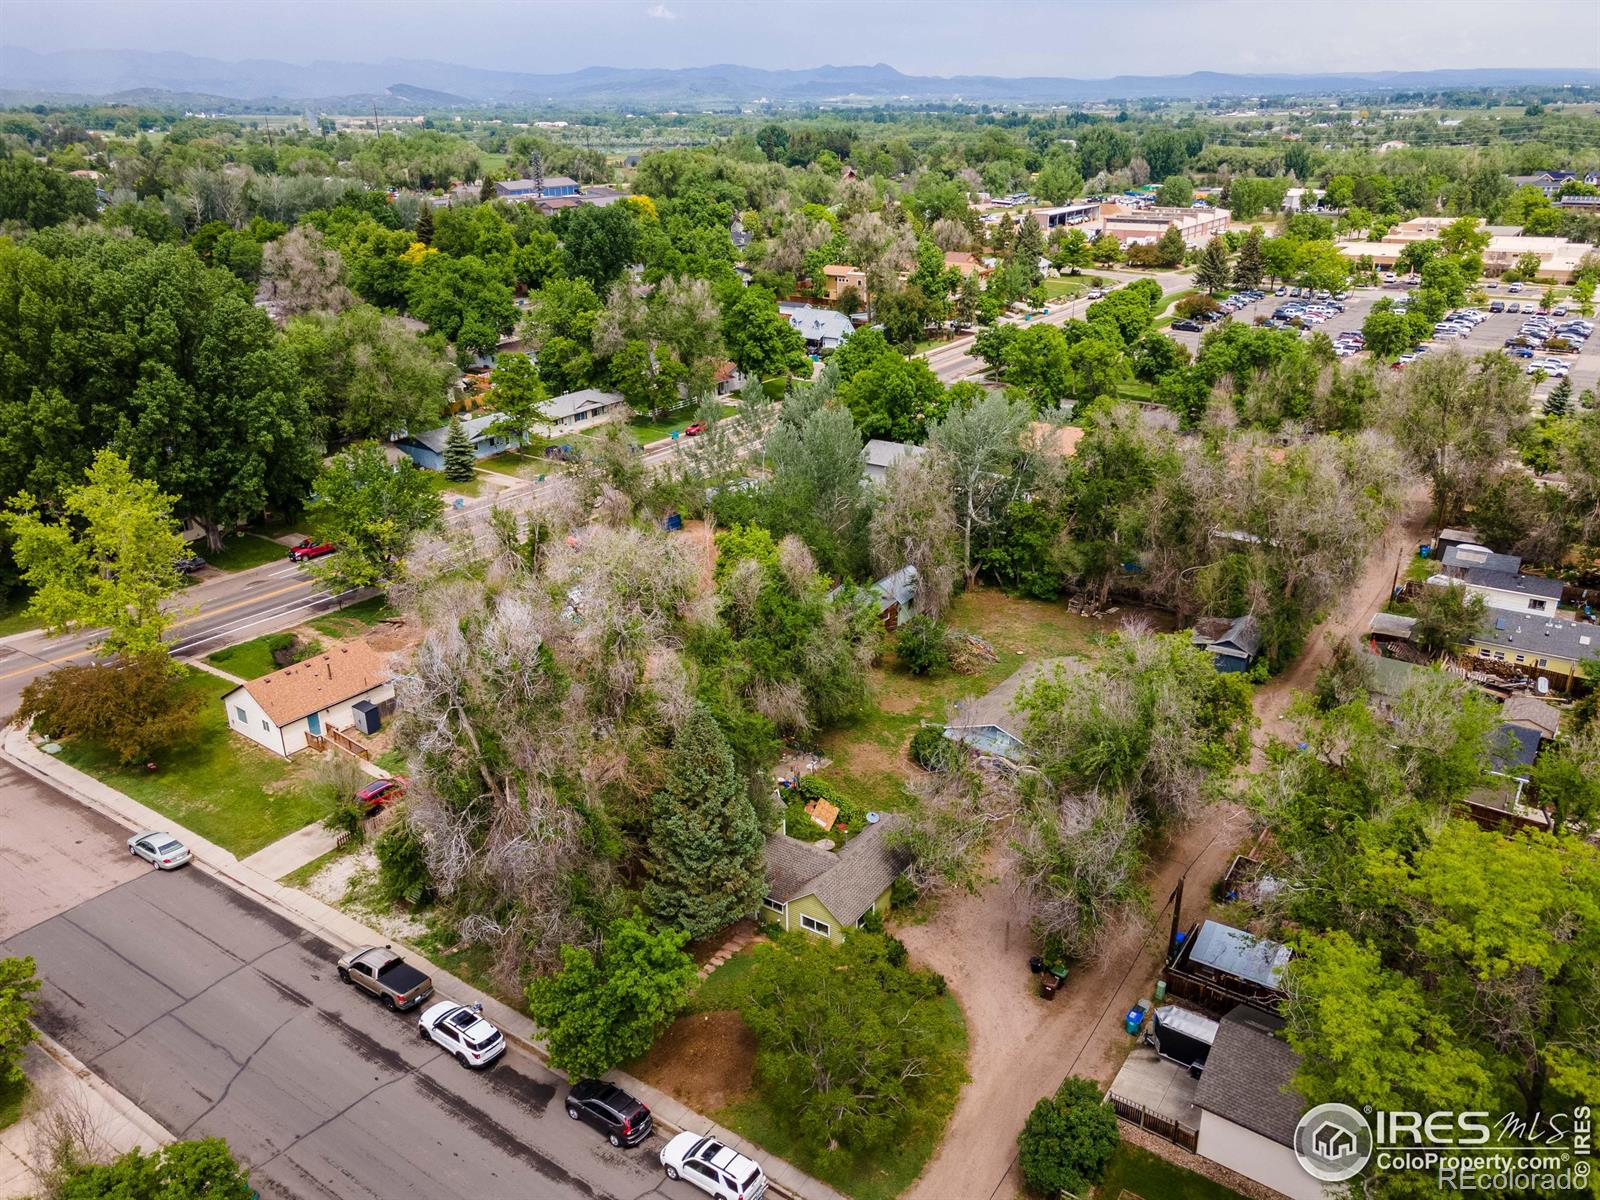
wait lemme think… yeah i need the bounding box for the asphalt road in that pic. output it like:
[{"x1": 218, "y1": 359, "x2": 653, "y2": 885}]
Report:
[{"x1": 0, "y1": 757, "x2": 700, "y2": 1200}]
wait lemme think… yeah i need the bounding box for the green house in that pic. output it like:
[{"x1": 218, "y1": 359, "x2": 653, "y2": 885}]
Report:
[{"x1": 760, "y1": 815, "x2": 908, "y2": 943}]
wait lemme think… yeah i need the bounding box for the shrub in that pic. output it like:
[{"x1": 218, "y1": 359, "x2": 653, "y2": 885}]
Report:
[
  {"x1": 18, "y1": 654, "x2": 200, "y2": 765},
  {"x1": 910, "y1": 725, "x2": 954, "y2": 770},
  {"x1": 374, "y1": 815, "x2": 434, "y2": 906},
  {"x1": 1018, "y1": 1076, "x2": 1120, "y2": 1197},
  {"x1": 896, "y1": 614, "x2": 950, "y2": 676}
]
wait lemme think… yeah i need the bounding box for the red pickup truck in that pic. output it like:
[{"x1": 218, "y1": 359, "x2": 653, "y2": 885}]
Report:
[{"x1": 289, "y1": 539, "x2": 336, "y2": 562}]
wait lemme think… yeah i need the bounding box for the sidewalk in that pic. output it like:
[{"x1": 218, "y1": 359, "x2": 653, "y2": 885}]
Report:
[
  {"x1": 0, "y1": 1038, "x2": 170, "y2": 1200},
  {"x1": 1, "y1": 726, "x2": 844, "y2": 1200}
]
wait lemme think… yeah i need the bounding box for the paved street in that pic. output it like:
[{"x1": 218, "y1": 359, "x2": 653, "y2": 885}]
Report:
[{"x1": 0, "y1": 768, "x2": 698, "y2": 1200}]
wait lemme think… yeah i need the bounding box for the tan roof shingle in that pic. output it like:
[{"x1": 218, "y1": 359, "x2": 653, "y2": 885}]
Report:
[{"x1": 235, "y1": 642, "x2": 391, "y2": 728}]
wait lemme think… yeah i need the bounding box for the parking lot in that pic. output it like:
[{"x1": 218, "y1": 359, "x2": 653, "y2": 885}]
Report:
[{"x1": 1167, "y1": 285, "x2": 1600, "y2": 410}]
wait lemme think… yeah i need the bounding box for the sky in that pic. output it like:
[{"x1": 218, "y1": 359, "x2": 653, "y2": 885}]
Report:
[{"x1": 4, "y1": 0, "x2": 1597, "y2": 78}]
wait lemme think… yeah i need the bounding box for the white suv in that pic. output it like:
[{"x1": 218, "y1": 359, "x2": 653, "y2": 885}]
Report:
[{"x1": 661, "y1": 1132, "x2": 767, "y2": 1200}]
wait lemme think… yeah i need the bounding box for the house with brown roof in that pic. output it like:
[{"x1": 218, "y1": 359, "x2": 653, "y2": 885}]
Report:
[
  {"x1": 761, "y1": 816, "x2": 908, "y2": 943},
  {"x1": 223, "y1": 643, "x2": 395, "y2": 757}
]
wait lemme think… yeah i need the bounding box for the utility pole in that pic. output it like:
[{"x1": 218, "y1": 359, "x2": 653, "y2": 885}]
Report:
[{"x1": 1166, "y1": 875, "x2": 1185, "y2": 962}]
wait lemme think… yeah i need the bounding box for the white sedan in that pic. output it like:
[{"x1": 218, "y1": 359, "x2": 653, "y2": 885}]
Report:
[
  {"x1": 418, "y1": 1001, "x2": 505, "y2": 1068},
  {"x1": 127, "y1": 831, "x2": 191, "y2": 869}
]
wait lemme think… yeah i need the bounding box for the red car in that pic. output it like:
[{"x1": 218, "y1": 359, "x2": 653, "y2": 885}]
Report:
[
  {"x1": 357, "y1": 777, "x2": 405, "y2": 811},
  {"x1": 289, "y1": 539, "x2": 336, "y2": 562},
  {"x1": 683, "y1": 423, "x2": 705, "y2": 437}
]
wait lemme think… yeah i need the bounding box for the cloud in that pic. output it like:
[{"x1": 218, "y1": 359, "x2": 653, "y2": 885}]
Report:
[{"x1": 645, "y1": 3, "x2": 676, "y2": 18}]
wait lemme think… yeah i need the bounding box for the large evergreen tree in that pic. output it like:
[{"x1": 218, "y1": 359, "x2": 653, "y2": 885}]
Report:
[
  {"x1": 1232, "y1": 226, "x2": 1265, "y2": 289},
  {"x1": 442, "y1": 414, "x2": 477, "y2": 482},
  {"x1": 1195, "y1": 236, "x2": 1233, "y2": 294},
  {"x1": 643, "y1": 704, "x2": 766, "y2": 940},
  {"x1": 1544, "y1": 375, "x2": 1573, "y2": 417},
  {"x1": 414, "y1": 204, "x2": 434, "y2": 246}
]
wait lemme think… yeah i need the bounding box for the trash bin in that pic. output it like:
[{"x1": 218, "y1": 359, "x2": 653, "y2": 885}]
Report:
[
  {"x1": 1154, "y1": 979, "x2": 1167, "y2": 1002},
  {"x1": 1040, "y1": 974, "x2": 1059, "y2": 1000},
  {"x1": 1125, "y1": 1008, "x2": 1144, "y2": 1036}
]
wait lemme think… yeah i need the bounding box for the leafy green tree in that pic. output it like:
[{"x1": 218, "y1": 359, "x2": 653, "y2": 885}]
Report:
[
  {"x1": 526, "y1": 912, "x2": 698, "y2": 1079},
  {"x1": 306, "y1": 443, "x2": 443, "y2": 591},
  {"x1": 0, "y1": 956, "x2": 39, "y2": 1087},
  {"x1": 1001, "y1": 323, "x2": 1074, "y2": 407},
  {"x1": 1155, "y1": 175, "x2": 1193, "y2": 208},
  {"x1": 1053, "y1": 228, "x2": 1092, "y2": 275},
  {"x1": 1362, "y1": 306, "x2": 1420, "y2": 360},
  {"x1": 1013, "y1": 216, "x2": 1045, "y2": 284},
  {"x1": 486, "y1": 352, "x2": 551, "y2": 446},
  {"x1": 1194, "y1": 237, "x2": 1232, "y2": 295},
  {"x1": 1090, "y1": 232, "x2": 1122, "y2": 265},
  {"x1": 442, "y1": 415, "x2": 477, "y2": 482},
  {"x1": 1018, "y1": 1076, "x2": 1120, "y2": 1198},
  {"x1": 643, "y1": 705, "x2": 766, "y2": 939},
  {"x1": 405, "y1": 253, "x2": 517, "y2": 355},
  {"x1": 1411, "y1": 582, "x2": 1487, "y2": 656},
  {"x1": 556, "y1": 203, "x2": 640, "y2": 287},
  {"x1": 5, "y1": 452, "x2": 189, "y2": 658},
  {"x1": 838, "y1": 352, "x2": 948, "y2": 443},
  {"x1": 1035, "y1": 153, "x2": 1084, "y2": 206},
  {"x1": 56, "y1": 1138, "x2": 252, "y2": 1200},
  {"x1": 1231, "y1": 226, "x2": 1265, "y2": 289},
  {"x1": 723, "y1": 285, "x2": 809, "y2": 383},
  {"x1": 0, "y1": 157, "x2": 96, "y2": 229},
  {"x1": 19, "y1": 653, "x2": 200, "y2": 765},
  {"x1": 894, "y1": 614, "x2": 949, "y2": 675},
  {"x1": 284, "y1": 305, "x2": 454, "y2": 443},
  {"x1": 740, "y1": 931, "x2": 963, "y2": 1154}
]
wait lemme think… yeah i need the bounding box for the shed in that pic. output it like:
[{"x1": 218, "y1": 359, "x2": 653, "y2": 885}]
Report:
[
  {"x1": 1183, "y1": 920, "x2": 1291, "y2": 991},
  {"x1": 1191, "y1": 615, "x2": 1263, "y2": 672},
  {"x1": 862, "y1": 439, "x2": 926, "y2": 485},
  {"x1": 1501, "y1": 695, "x2": 1562, "y2": 741}
]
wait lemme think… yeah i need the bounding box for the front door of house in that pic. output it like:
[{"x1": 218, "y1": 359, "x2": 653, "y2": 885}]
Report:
[{"x1": 307, "y1": 712, "x2": 322, "y2": 736}]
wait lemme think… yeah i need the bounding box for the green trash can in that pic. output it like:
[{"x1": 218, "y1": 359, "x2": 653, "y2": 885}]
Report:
[{"x1": 1154, "y1": 979, "x2": 1167, "y2": 1002}]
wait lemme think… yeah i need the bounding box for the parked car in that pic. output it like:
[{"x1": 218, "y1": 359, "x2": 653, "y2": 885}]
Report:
[
  {"x1": 418, "y1": 1001, "x2": 505, "y2": 1068},
  {"x1": 128, "y1": 831, "x2": 191, "y2": 870},
  {"x1": 1489, "y1": 301, "x2": 1505, "y2": 313},
  {"x1": 1086, "y1": 288, "x2": 1104, "y2": 299},
  {"x1": 356, "y1": 777, "x2": 405, "y2": 811},
  {"x1": 289, "y1": 539, "x2": 335, "y2": 562},
  {"x1": 566, "y1": 1080, "x2": 653, "y2": 1148},
  {"x1": 175, "y1": 554, "x2": 207, "y2": 574},
  {"x1": 1171, "y1": 318, "x2": 1203, "y2": 332},
  {"x1": 660, "y1": 1133, "x2": 767, "y2": 1200},
  {"x1": 337, "y1": 946, "x2": 434, "y2": 1011},
  {"x1": 683, "y1": 423, "x2": 706, "y2": 437}
]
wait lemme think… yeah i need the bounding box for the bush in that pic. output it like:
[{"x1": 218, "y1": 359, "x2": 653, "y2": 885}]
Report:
[
  {"x1": 896, "y1": 615, "x2": 950, "y2": 676},
  {"x1": 374, "y1": 815, "x2": 434, "y2": 906},
  {"x1": 784, "y1": 776, "x2": 867, "y2": 841},
  {"x1": 1018, "y1": 1076, "x2": 1120, "y2": 1197},
  {"x1": 910, "y1": 725, "x2": 954, "y2": 771}
]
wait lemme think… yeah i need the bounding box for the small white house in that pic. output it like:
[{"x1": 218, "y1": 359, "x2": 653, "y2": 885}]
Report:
[
  {"x1": 543, "y1": 388, "x2": 630, "y2": 431},
  {"x1": 1427, "y1": 568, "x2": 1564, "y2": 616},
  {"x1": 223, "y1": 643, "x2": 394, "y2": 757}
]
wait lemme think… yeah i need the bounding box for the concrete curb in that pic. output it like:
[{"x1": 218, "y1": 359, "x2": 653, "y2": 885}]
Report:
[
  {"x1": 31, "y1": 1029, "x2": 174, "y2": 1151},
  {"x1": 1, "y1": 726, "x2": 839, "y2": 1200}
]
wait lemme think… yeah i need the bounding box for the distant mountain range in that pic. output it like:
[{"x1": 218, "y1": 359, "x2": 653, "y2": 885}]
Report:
[{"x1": 3, "y1": 47, "x2": 1597, "y2": 109}]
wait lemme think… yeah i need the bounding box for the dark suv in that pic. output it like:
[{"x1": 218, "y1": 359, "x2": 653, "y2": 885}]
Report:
[{"x1": 566, "y1": 1080, "x2": 652, "y2": 1148}]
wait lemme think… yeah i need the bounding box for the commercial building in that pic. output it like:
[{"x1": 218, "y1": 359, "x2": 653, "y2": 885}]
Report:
[
  {"x1": 495, "y1": 176, "x2": 580, "y2": 200},
  {"x1": 1339, "y1": 216, "x2": 1593, "y2": 282},
  {"x1": 1023, "y1": 200, "x2": 1104, "y2": 232},
  {"x1": 1099, "y1": 203, "x2": 1230, "y2": 248}
]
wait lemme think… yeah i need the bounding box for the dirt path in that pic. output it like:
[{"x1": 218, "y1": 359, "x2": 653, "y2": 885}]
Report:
[
  {"x1": 897, "y1": 803, "x2": 1251, "y2": 1200},
  {"x1": 1251, "y1": 481, "x2": 1434, "y2": 753}
]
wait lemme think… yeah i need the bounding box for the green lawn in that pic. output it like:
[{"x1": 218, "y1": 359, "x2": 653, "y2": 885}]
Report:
[
  {"x1": 54, "y1": 667, "x2": 329, "y2": 858},
  {"x1": 0, "y1": 594, "x2": 42, "y2": 638},
  {"x1": 0, "y1": 1075, "x2": 25, "y2": 1131},
  {"x1": 690, "y1": 950, "x2": 759, "y2": 1014},
  {"x1": 308, "y1": 595, "x2": 394, "y2": 639},
  {"x1": 814, "y1": 589, "x2": 1105, "y2": 815},
  {"x1": 1092, "y1": 1142, "x2": 1249, "y2": 1200},
  {"x1": 203, "y1": 533, "x2": 288, "y2": 572},
  {"x1": 628, "y1": 404, "x2": 738, "y2": 446},
  {"x1": 205, "y1": 634, "x2": 285, "y2": 680},
  {"x1": 713, "y1": 991, "x2": 967, "y2": 1200},
  {"x1": 421, "y1": 472, "x2": 483, "y2": 499},
  {"x1": 1115, "y1": 380, "x2": 1158, "y2": 403},
  {"x1": 1042, "y1": 276, "x2": 1089, "y2": 299}
]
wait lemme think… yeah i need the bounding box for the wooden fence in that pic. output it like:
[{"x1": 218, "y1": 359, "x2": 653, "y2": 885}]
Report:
[
  {"x1": 304, "y1": 728, "x2": 371, "y2": 762},
  {"x1": 1109, "y1": 1093, "x2": 1199, "y2": 1153}
]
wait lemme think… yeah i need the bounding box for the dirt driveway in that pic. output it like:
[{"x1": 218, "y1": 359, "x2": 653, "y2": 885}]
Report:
[{"x1": 896, "y1": 801, "x2": 1251, "y2": 1200}]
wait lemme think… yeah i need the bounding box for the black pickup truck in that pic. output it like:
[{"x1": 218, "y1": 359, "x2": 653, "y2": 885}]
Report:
[{"x1": 336, "y1": 946, "x2": 433, "y2": 1011}]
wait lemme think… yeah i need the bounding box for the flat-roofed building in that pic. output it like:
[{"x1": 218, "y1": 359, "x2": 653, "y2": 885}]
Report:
[{"x1": 1100, "y1": 203, "x2": 1229, "y2": 248}]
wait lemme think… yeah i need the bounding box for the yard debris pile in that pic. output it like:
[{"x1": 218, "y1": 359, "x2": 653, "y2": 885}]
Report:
[{"x1": 947, "y1": 631, "x2": 999, "y2": 674}]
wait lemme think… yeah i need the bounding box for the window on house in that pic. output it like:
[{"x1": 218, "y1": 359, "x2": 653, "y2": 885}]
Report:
[
  {"x1": 799, "y1": 914, "x2": 831, "y2": 937},
  {"x1": 235, "y1": 706, "x2": 246, "y2": 723},
  {"x1": 1515, "y1": 655, "x2": 1526, "y2": 663},
  {"x1": 761, "y1": 897, "x2": 786, "y2": 915},
  {"x1": 262, "y1": 719, "x2": 270, "y2": 730},
  {"x1": 1529, "y1": 600, "x2": 1547, "y2": 611},
  {"x1": 1539, "y1": 659, "x2": 1549, "y2": 667}
]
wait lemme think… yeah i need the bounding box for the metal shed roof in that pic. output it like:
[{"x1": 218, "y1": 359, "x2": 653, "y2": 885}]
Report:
[{"x1": 1187, "y1": 921, "x2": 1291, "y2": 990}]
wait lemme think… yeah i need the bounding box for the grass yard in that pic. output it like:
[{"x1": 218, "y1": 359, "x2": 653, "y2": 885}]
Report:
[
  {"x1": 421, "y1": 472, "x2": 483, "y2": 499},
  {"x1": 203, "y1": 532, "x2": 288, "y2": 572},
  {"x1": 0, "y1": 594, "x2": 42, "y2": 638},
  {"x1": 814, "y1": 588, "x2": 1110, "y2": 815},
  {"x1": 308, "y1": 595, "x2": 394, "y2": 639},
  {"x1": 205, "y1": 633, "x2": 286, "y2": 680},
  {"x1": 1092, "y1": 1142, "x2": 1249, "y2": 1200},
  {"x1": 628, "y1": 404, "x2": 738, "y2": 445},
  {"x1": 0, "y1": 1075, "x2": 25, "y2": 1131},
  {"x1": 1042, "y1": 276, "x2": 1090, "y2": 299},
  {"x1": 1115, "y1": 380, "x2": 1158, "y2": 403},
  {"x1": 54, "y1": 667, "x2": 329, "y2": 858}
]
